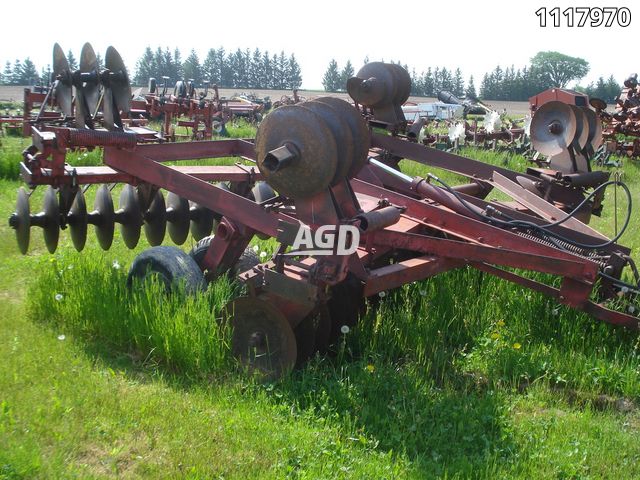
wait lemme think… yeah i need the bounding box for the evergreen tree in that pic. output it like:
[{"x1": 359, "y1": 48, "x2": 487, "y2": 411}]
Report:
[
  {"x1": 182, "y1": 49, "x2": 202, "y2": 84},
  {"x1": 605, "y1": 75, "x2": 620, "y2": 103},
  {"x1": 67, "y1": 50, "x2": 77, "y2": 70},
  {"x1": 261, "y1": 51, "x2": 272, "y2": 89},
  {"x1": 134, "y1": 46, "x2": 155, "y2": 85},
  {"x1": 322, "y1": 59, "x2": 340, "y2": 92},
  {"x1": 249, "y1": 48, "x2": 262, "y2": 88},
  {"x1": 465, "y1": 75, "x2": 477, "y2": 100},
  {"x1": 173, "y1": 48, "x2": 183, "y2": 80},
  {"x1": 2, "y1": 61, "x2": 12, "y2": 86},
  {"x1": 96, "y1": 53, "x2": 104, "y2": 70},
  {"x1": 422, "y1": 68, "x2": 434, "y2": 96},
  {"x1": 203, "y1": 48, "x2": 221, "y2": 84},
  {"x1": 219, "y1": 48, "x2": 233, "y2": 87},
  {"x1": 453, "y1": 68, "x2": 464, "y2": 97},
  {"x1": 338, "y1": 60, "x2": 354, "y2": 92},
  {"x1": 287, "y1": 54, "x2": 302, "y2": 89},
  {"x1": 21, "y1": 58, "x2": 38, "y2": 85},
  {"x1": 10, "y1": 60, "x2": 23, "y2": 85}
]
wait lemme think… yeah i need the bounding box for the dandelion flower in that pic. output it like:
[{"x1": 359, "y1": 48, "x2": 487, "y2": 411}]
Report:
[
  {"x1": 112, "y1": 260, "x2": 121, "y2": 270},
  {"x1": 366, "y1": 364, "x2": 375, "y2": 373},
  {"x1": 629, "y1": 305, "x2": 636, "y2": 314},
  {"x1": 378, "y1": 291, "x2": 386, "y2": 298},
  {"x1": 419, "y1": 289, "x2": 427, "y2": 296},
  {"x1": 260, "y1": 251, "x2": 267, "y2": 258},
  {"x1": 496, "y1": 320, "x2": 505, "y2": 328},
  {"x1": 253, "y1": 245, "x2": 259, "y2": 252},
  {"x1": 55, "y1": 293, "x2": 63, "y2": 302},
  {"x1": 552, "y1": 307, "x2": 560, "y2": 316},
  {"x1": 57, "y1": 334, "x2": 66, "y2": 341},
  {"x1": 513, "y1": 342, "x2": 522, "y2": 350},
  {"x1": 340, "y1": 325, "x2": 350, "y2": 334},
  {"x1": 67, "y1": 264, "x2": 74, "y2": 270},
  {"x1": 490, "y1": 332, "x2": 500, "y2": 340}
]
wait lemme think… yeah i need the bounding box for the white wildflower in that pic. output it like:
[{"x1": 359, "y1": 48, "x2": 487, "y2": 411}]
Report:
[
  {"x1": 55, "y1": 293, "x2": 63, "y2": 302},
  {"x1": 57, "y1": 334, "x2": 66, "y2": 341},
  {"x1": 340, "y1": 325, "x2": 350, "y2": 334},
  {"x1": 112, "y1": 260, "x2": 121, "y2": 270}
]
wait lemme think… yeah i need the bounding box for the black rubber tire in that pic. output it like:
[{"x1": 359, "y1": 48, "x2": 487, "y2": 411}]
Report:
[
  {"x1": 189, "y1": 235, "x2": 260, "y2": 277},
  {"x1": 127, "y1": 246, "x2": 206, "y2": 295}
]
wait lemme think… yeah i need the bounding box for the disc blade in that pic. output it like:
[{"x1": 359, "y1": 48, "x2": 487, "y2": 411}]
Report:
[
  {"x1": 102, "y1": 88, "x2": 115, "y2": 131},
  {"x1": 530, "y1": 101, "x2": 577, "y2": 157},
  {"x1": 189, "y1": 202, "x2": 214, "y2": 241},
  {"x1": 105, "y1": 46, "x2": 131, "y2": 114},
  {"x1": 42, "y1": 186, "x2": 60, "y2": 254},
  {"x1": 228, "y1": 296, "x2": 297, "y2": 379},
  {"x1": 118, "y1": 184, "x2": 142, "y2": 249},
  {"x1": 583, "y1": 109, "x2": 603, "y2": 151},
  {"x1": 570, "y1": 105, "x2": 589, "y2": 151},
  {"x1": 144, "y1": 190, "x2": 167, "y2": 246},
  {"x1": 78, "y1": 42, "x2": 101, "y2": 120},
  {"x1": 166, "y1": 192, "x2": 190, "y2": 245},
  {"x1": 13, "y1": 187, "x2": 31, "y2": 254},
  {"x1": 93, "y1": 184, "x2": 115, "y2": 250},
  {"x1": 68, "y1": 189, "x2": 88, "y2": 251},
  {"x1": 53, "y1": 43, "x2": 72, "y2": 116}
]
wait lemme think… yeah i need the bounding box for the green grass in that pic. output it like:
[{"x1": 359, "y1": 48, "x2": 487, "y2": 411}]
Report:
[{"x1": 2, "y1": 135, "x2": 640, "y2": 478}]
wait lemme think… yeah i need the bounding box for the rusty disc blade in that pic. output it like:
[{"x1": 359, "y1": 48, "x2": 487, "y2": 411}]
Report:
[
  {"x1": 42, "y1": 186, "x2": 60, "y2": 254},
  {"x1": 118, "y1": 184, "x2": 142, "y2": 249},
  {"x1": 314, "y1": 96, "x2": 370, "y2": 178},
  {"x1": 255, "y1": 105, "x2": 337, "y2": 199},
  {"x1": 68, "y1": 189, "x2": 88, "y2": 251},
  {"x1": 93, "y1": 184, "x2": 115, "y2": 250},
  {"x1": 144, "y1": 190, "x2": 166, "y2": 246},
  {"x1": 228, "y1": 296, "x2": 297, "y2": 379},
  {"x1": 301, "y1": 100, "x2": 354, "y2": 184},
  {"x1": 589, "y1": 97, "x2": 607, "y2": 111},
  {"x1": 166, "y1": 192, "x2": 190, "y2": 245},
  {"x1": 13, "y1": 187, "x2": 31, "y2": 254}
]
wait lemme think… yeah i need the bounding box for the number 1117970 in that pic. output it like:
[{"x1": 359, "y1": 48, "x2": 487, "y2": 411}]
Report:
[{"x1": 535, "y1": 7, "x2": 631, "y2": 27}]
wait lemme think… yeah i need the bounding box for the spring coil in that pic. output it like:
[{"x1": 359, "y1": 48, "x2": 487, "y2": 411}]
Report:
[{"x1": 66, "y1": 129, "x2": 137, "y2": 149}]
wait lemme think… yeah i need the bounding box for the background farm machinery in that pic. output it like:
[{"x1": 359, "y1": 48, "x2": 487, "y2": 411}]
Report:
[
  {"x1": 9, "y1": 53, "x2": 640, "y2": 378},
  {"x1": 597, "y1": 73, "x2": 640, "y2": 158}
]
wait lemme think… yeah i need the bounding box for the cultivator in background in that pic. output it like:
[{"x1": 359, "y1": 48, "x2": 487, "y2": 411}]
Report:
[
  {"x1": 9, "y1": 55, "x2": 640, "y2": 378},
  {"x1": 528, "y1": 88, "x2": 605, "y2": 178},
  {"x1": 597, "y1": 74, "x2": 640, "y2": 158}
]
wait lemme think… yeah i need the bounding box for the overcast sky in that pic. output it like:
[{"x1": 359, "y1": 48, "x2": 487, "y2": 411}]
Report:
[{"x1": 0, "y1": 0, "x2": 634, "y2": 90}]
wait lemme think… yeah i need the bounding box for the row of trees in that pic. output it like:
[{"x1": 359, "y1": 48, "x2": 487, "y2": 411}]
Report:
[
  {"x1": 320, "y1": 51, "x2": 619, "y2": 102},
  {"x1": 0, "y1": 46, "x2": 303, "y2": 90},
  {"x1": 133, "y1": 46, "x2": 302, "y2": 90}
]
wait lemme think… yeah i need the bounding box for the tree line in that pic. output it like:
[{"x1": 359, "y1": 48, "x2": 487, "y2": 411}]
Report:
[
  {"x1": 0, "y1": 46, "x2": 303, "y2": 90},
  {"x1": 321, "y1": 51, "x2": 621, "y2": 103},
  {"x1": 133, "y1": 46, "x2": 302, "y2": 90}
]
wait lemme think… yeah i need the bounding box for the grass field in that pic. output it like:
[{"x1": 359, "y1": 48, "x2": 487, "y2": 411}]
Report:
[{"x1": 2, "y1": 124, "x2": 640, "y2": 479}]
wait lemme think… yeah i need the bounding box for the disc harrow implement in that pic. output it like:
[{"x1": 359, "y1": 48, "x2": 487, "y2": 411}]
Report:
[{"x1": 8, "y1": 52, "x2": 640, "y2": 378}]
